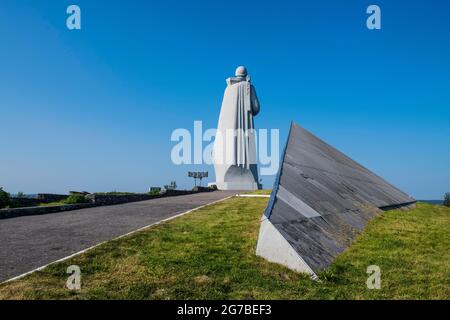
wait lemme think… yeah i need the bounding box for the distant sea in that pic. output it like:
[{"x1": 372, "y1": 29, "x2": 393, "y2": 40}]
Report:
[{"x1": 419, "y1": 200, "x2": 444, "y2": 205}]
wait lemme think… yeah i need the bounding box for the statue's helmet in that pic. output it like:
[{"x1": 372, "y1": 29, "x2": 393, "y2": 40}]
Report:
[{"x1": 235, "y1": 66, "x2": 248, "y2": 78}]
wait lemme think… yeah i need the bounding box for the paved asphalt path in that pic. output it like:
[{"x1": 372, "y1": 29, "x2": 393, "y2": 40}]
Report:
[{"x1": 0, "y1": 191, "x2": 237, "y2": 282}]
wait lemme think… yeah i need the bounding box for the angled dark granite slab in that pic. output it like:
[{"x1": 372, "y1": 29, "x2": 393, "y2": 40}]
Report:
[{"x1": 260, "y1": 122, "x2": 415, "y2": 274}]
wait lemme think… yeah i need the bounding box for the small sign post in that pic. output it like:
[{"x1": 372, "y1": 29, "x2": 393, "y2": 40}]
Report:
[{"x1": 188, "y1": 172, "x2": 208, "y2": 187}]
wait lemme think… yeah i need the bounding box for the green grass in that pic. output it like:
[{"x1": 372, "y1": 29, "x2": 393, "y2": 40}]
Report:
[{"x1": 0, "y1": 199, "x2": 448, "y2": 300}]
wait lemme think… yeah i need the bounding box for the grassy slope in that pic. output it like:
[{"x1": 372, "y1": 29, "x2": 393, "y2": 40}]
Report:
[{"x1": 0, "y1": 199, "x2": 448, "y2": 300}]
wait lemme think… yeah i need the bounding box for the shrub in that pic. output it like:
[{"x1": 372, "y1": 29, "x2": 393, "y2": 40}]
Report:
[
  {"x1": 0, "y1": 187, "x2": 11, "y2": 209},
  {"x1": 63, "y1": 194, "x2": 89, "y2": 204},
  {"x1": 95, "y1": 192, "x2": 136, "y2": 196},
  {"x1": 444, "y1": 193, "x2": 450, "y2": 207}
]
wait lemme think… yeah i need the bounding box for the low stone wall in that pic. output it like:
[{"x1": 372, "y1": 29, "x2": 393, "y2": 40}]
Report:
[
  {"x1": 9, "y1": 193, "x2": 70, "y2": 208},
  {"x1": 0, "y1": 203, "x2": 96, "y2": 219},
  {"x1": 87, "y1": 193, "x2": 156, "y2": 206},
  {"x1": 163, "y1": 190, "x2": 198, "y2": 197},
  {"x1": 191, "y1": 186, "x2": 214, "y2": 193}
]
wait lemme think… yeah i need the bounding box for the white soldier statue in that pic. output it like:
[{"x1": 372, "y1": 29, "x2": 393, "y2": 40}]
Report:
[{"x1": 209, "y1": 66, "x2": 261, "y2": 190}]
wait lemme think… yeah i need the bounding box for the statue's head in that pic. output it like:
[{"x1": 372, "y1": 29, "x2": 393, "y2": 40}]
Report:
[{"x1": 235, "y1": 66, "x2": 248, "y2": 78}]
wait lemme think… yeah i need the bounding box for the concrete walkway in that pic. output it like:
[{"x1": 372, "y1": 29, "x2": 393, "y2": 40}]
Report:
[{"x1": 0, "y1": 191, "x2": 237, "y2": 282}]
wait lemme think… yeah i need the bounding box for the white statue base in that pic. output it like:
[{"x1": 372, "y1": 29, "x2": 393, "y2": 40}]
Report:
[{"x1": 208, "y1": 182, "x2": 259, "y2": 191}]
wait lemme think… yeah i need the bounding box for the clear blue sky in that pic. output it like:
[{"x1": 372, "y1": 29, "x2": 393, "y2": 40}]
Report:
[{"x1": 1, "y1": 0, "x2": 449, "y2": 199}]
